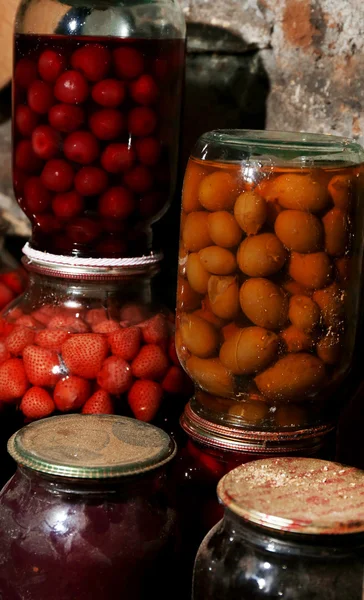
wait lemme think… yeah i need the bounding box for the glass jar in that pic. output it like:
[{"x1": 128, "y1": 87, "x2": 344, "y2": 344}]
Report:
[
  {"x1": 0, "y1": 414, "x2": 177, "y2": 599},
  {"x1": 172, "y1": 396, "x2": 333, "y2": 600},
  {"x1": 0, "y1": 252, "x2": 191, "y2": 426},
  {"x1": 13, "y1": 0, "x2": 185, "y2": 258},
  {"x1": 176, "y1": 130, "x2": 364, "y2": 433},
  {"x1": 193, "y1": 457, "x2": 364, "y2": 600}
]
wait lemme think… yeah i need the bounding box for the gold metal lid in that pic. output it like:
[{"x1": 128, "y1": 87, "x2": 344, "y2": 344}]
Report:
[
  {"x1": 218, "y1": 457, "x2": 364, "y2": 535},
  {"x1": 8, "y1": 414, "x2": 176, "y2": 479}
]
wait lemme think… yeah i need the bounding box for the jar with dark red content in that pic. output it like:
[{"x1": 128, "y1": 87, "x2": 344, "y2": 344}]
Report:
[
  {"x1": 193, "y1": 457, "x2": 364, "y2": 600},
  {"x1": 172, "y1": 394, "x2": 333, "y2": 599},
  {"x1": 0, "y1": 414, "x2": 177, "y2": 599},
  {"x1": 13, "y1": 0, "x2": 185, "y2": 258}
]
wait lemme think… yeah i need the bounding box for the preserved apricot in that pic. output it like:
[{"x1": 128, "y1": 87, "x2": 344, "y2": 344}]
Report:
[
  {"x1": 228, "y1": 400, "x2": 269, "y2": 422},
  {"x1": 182, "y1": 161, "x2": 205, "y2": 212},
  {"x1": 280, "y1": 325, "x2": 313, "y2": 353},
  {"x1": 288, "y1": 252, "x2": 332, "y2": 289},
  {"x1": 208, "y1": 275, "x2": 240, "y2": 320},
  {"x1": 182, "y1": 211, "x2": 212, "y2": 251},
  {"x1": 233, "y1": 191, "x2": 267, "y2": 235},
  {"x1": 312, "y1": 282, "x2": 344, "y2": 329},
  {"x1": 185, "y1": 356, "x2": 233, "y2": 398},
  {"x1": 255, "y1": 353, "x2": 326, "y2": 402},
  {"x1": 322, "y1": 207, "x2": 348, "y2": 256},
  {"x1": 219, "y1": 326, "x2": 278, "y2": 375},
  {"x1": 316, "y1": 332, "x2": 342, "y2": 364},
  {"x1": 264, "y1": 173, "x2": 330, "y2": 212},
  {"x1": 207, "y1": 211, "x2": 242, "y2": 248},
  {"x1": 237, "y1": 233, "x2": 286, "y2": 277},
  {"x1": 177, "y1": 277, "x2": 201, "y2": 311},
  {"x1": 240, "y1": 278, "x2": 288, "y2": 330},
  {"x1": 199, "y1": 246, "x2": 237, "y2": 275},
  {"x1": 186, "y1": 253, "x2": 210, "y2": 294},
  {"x1": 328, "y1": 173, "x2": 353, "y2": 210},
  {"x1": 198, "y1": 171, "x2": 236, "y2": 211},
  {"x1": 274, "y1": 210, "x2": 323, "y2": 253},
  {"x1": 193, "y1": 307, "x2": 225, "y2": 329},
  {"x1": 288, "y1": 295, "x2": 320, "y2": 331},
  {"x1": 179, "y1": 313, "x2": 219, "y2": 358}
]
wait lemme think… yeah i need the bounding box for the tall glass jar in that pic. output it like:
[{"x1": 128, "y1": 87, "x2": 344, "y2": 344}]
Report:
[
  {"x1": 13, "y1": 0, "x2": 185, "y2": 257},
  {"x1": 176, "y1": 130, "x2": 364, "y2": 434},
  {"x1": 0, "y1": 414, "x2": 177, "y2": 599},
  {"x1": 0, "y1": 251, "x2": 191, "y2": 429},
  {"x1": 193, "y1": 457, "x2": 364, "y2": 600}
]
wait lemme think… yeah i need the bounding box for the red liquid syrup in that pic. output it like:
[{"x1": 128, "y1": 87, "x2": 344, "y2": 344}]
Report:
[{"x1": 13, "y1": 34, "x2": 185, "y2": 257}]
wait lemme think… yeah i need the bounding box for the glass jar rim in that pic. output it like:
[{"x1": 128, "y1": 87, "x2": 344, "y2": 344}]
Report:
[
  {"x1": 8, "y1": 414, "x2": 176, "y2": 479},
  {"x1": 193, "y1": 129, "x2": 364, "y2": 165}
]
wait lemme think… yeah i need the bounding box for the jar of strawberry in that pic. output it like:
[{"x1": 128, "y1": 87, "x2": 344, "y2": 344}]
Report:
[
  {"x1": 0, "y1": 250, "x2": 190, "y2": 429},
  {"x1": 13, "y1": 0, "x2": 185, "y2": 258}
]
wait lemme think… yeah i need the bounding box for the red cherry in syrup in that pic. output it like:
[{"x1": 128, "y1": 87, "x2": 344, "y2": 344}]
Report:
[
  {"x1": 34, "y1": 213, "x2": 62, "y2": 233},
  {"x1": 66, "y1": 218, "x2": 101, "y2": 244},
  {"x1": 15, "y1": 140, "x2": 43, "y2": 173},
  {"x1": 92, "y1": 79, "x2": 125, "y2": 108},
  {"x1": 135, "y1": 137, "x2": 161, "y2": 166},
  {"x1": 32, "y1": 125, "x2": 61, "y2": 160},
  {"x1": 13, "y1": 168, "x2": 28, "y2": 195},
  {"x1": 139, "y1": 191, "x2": 164, "y2": 219},
  {"x1": 128, "y1": 107, "x2": 157, "y2": 137},
  {"x1": 99, "y1": 187, "x2": 135, "y2": 219},
  {"x1": 52, "y1": 191, "x2": 84, "y2": 219},
  {"x1": 41, "y1": 159, "x2": 74, "y2": 192},
  {"x1": 130, "y1": 74, "x2": 159, "y2": 105},
  {"x1": 124, "y1": 165, "x2": 153, "y2": 193},
  {"x1": 96, "y1": 238, "x2": 127, "y2": 257},
  {"x1": 71, "y1": 44, "x2": 111, "y2": 82},
  {"x1": 48, "y1": 104, "x2": 85, "y2": 133},
  {"x1": 63, "y1": 131, "x2": 99, "y2": 164},
  {"x1": 113, "y1": 47, "x2": 144, "y2": 79},
  {"x1": 38, "y1": 50, "x2": 66, "y2": 83},
  {"x1": 153, "y1": 57, "x2": 169, "y2": 81},
  {"x1": 15, "y1": 105, "x2": 39, "y2": 137},
  {"x1": 89, "y1": 109, "x2": 124, "y2": 141},
  {"x1": 100, "y1": 218, "x2": 127, "y2": 234},
  {"x1": 101, "y1": 143, "x2": 136, "y2": 173},
  {"x1": 24, "y1": 177, "x2": 51, "y2": 214},
  {"x1": 14, "y1": 58, "x2": 37, "y2": 88},
  {"x1": 54, "y1": 70, "x2": 89, "y2": 104},
  {"x1": 27, "y1": 80, "x2": 54, "y2": 114},
  {"x1": 74, "y1": 166, "x2": 108, "y2": 196}
]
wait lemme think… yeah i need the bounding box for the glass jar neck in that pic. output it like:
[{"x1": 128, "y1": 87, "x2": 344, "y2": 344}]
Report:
[{"x1": 223, "y1": 509, "x2": 364, "y2": 558}]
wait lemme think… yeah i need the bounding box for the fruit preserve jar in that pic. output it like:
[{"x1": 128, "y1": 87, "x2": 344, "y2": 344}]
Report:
[
  {"x1": 172, "y1": 395, "x2": 333, "y2": 600},
  {"x1": 193, "y1": 457, "x2": 364, "y2": 600},
  {"x1": 0, "y1": 414, "x2": 177, "y2": 599},
  {"x1": 176, "y1": 130, "x2": 364, "y2": 434},
  {"x1": 13, "y1": 0, "x2": 185, "y2": 258},
  {"x1": 0, "y1": 250, "x2": 191, "y2": 425}
]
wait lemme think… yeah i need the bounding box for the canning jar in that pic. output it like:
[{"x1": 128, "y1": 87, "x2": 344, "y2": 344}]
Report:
[
  {"x1": 193, "y1": 457, "x2": 364, "y2": 600},
  {"x1": 0, "y1": 414, "x2": 177, "y2": 599},
  {"x1": 176, "y1": 130, "x2": 364, "y2": 433},
  {"x1": 13, "y1": 0, "x2": 185, "y2": 258},
  {"x1": 0, "y1": 249, "x2": 191, "y2": 425}
]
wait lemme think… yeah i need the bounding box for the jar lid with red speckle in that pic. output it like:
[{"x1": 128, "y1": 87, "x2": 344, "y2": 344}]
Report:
[
  {"x1": 8, "y1": 414, "x2": 176, "y2": 479},
  {"x1": 218, "y1": 457, "x2": 364, "y2": 535}
]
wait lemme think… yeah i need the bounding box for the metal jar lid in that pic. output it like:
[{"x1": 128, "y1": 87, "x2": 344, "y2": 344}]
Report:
[
  {"x1": 218, "y1": 457, "x2": 364, "y2": 535},
  {"x1": 8, "y1": 414, "x2": 176, "y2": 479}
]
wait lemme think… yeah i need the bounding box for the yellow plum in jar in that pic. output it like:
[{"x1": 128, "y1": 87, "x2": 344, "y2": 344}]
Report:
[
  {"x1": 198, "y1": 171, "x2": 236, "y2": 211},
  {"x1": 182, "y1": 161, "x2": 206, "y2": 213},
  {"x1": 185, "y1": 356, "x2": 234, "y2": 398},
  {"x1": 175, "y1": 328, "x2": 190, "y2": 363},
  {"x1": 312, "y1": 282, "x2": 344, "y2": 329},
  {"x1": 322, "y1": 208, "x2": 348, "y2": 256},
  {"x1": 179, "y1": 313, "x2": 219, "y2": 358},
  {"x1": 274, "y1": 210, "x2": 323, "y2": 253},
  {"x1": 182, "y1": 211, "x2": 212, "y2": 251},
  {"x1": 239, "y1": 278, "x2": 288, "y2": 330},
  {"x1": 228, "y1": 400, "x2": 269, "y2": 422},
  {"x1": 280, "y1": 325, "x2": 314, "y2": 353},
  {"x1": 328, "y1": 174, "x2": 353, "y2": 210},
  {"x1": 186, "y1": 253, "x2": 210, "y2": 294},
  {"x1": 233, "y1": 191, "x2": 267, "y2": 235},
  {"x1": 207, "y1": 211, "x2": 243, "y2": 248},
  {"x1": 219, "y1": 326, "x2": 278, "y2": 375},
  {"x1": 255, "y1": 353, "x2": 326, "y2": 402},
  {"x1": 177, "y1": 277, "x2": 202, "y2": 311},
  {"x1": 288, "y1": 252, "x2": 332, "y2": 290},
  {"x1": 237, "y1": 233, "x2": 286, "y2": 277},
  {"x1": 199, "y1": 246, "x2": 237, "y2": 275},
  {"x1": 221, "y1": 322, "x2": 241, "y2": 341},
  {"x1": 275, "y1": 405, "x2": 308, "y2": 427},
  {"x1": 263, "y1": 172, "x2": 330, "y2": 212},
  {"x1": 283, "y1": 280, "x2": 312, "y2": 297},
  {"x1": 316, "y1": 332, "x2": 342, "y2": 365},
  {"x1": 193, "y1": 307, "x2": 225, "y2": 329},
  {"x1": 208, "y1": 275, "x2": 240, "y2": 320},
  {"x1": 288, "y1": 295, "x2": 320, "y2": 332}
]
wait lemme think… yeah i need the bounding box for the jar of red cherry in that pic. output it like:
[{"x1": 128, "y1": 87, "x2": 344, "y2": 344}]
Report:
[
  {"x1": 13, "y1": 0, "x2": 185, "y2": 258},
  {"x1": 0, "y1": 249, "x2": 191, "y2": 428},
  {"x1": 172, "y1": 393, "x2": 334, "y2": 599},
  {"x1": 0, "y1": 413, "x2": 178, "y2": 599}
]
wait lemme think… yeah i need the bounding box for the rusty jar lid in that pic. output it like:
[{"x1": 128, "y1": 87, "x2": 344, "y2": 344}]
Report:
[
  {"x1": 218, "y1": 457, "x2": 364, "y2": 535},
  {"x1": 8, "y1": 414, "x2": 176, "y2": 479}
]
